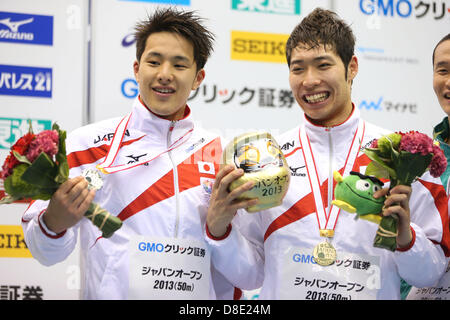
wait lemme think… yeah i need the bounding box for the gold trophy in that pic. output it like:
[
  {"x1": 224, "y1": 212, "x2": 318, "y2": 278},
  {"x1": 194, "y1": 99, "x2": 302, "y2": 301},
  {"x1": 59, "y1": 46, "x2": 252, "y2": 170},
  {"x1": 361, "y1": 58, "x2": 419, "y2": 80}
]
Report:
[{"x1": 223, "y1": 132, "x2": 290, "y2": 212}]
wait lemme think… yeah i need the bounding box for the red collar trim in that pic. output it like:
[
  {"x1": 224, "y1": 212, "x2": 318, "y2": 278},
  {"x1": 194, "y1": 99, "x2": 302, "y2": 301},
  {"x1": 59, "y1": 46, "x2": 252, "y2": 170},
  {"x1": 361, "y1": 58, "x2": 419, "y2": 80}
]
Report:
[
  {"x1": 138, "y1": 95, "x2": 191, "y2": 121},
  {"x1": 304, "y1": 103, "x2": 355, "y2": 128}
]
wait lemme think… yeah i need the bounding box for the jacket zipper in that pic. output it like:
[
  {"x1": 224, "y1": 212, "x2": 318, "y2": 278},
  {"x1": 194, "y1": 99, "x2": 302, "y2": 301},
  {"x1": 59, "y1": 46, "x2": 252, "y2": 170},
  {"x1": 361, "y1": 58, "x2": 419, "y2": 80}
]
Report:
[
  {"x1": 167, "y1": 121, "x2": 180, "y2": 238},
  {"x1": 326, "y1": 127, "x2": 333, "y2": 218}
]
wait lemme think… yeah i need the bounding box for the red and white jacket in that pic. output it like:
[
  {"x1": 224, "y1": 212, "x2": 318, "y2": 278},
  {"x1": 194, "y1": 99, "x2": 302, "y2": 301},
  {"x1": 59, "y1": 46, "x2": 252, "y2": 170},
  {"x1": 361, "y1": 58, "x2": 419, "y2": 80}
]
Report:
[
  {"x1": 206, "y1": 107, "x2": 450, "y2": 300},
  {"x1": 22, "y1": 97, "x2": 240, "y2": 300}
]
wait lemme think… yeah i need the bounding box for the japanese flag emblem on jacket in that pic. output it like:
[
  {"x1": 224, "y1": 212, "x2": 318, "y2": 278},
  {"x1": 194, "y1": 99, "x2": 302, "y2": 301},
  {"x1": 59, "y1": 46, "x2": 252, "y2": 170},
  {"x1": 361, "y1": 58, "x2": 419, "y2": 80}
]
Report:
[{"x1": 198, "y1": 161, "x2": 215, "y2": 175}]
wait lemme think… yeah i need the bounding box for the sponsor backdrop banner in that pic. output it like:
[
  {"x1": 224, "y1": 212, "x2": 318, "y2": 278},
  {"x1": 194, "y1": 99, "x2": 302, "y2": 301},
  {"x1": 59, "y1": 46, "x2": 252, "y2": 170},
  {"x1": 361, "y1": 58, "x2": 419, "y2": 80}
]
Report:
[
  {"x1": 334, "y1": 0, "x2": 449, "y2": 135},
  {"x1": 92, "y1": 0, "x2": 330, "y2": 141},
  {"x1": 0, "y1": 0, "x2": 448, "y2": 300},
  {"x1": 0, "y1": 0, "x2": 87, "y2": 299}
]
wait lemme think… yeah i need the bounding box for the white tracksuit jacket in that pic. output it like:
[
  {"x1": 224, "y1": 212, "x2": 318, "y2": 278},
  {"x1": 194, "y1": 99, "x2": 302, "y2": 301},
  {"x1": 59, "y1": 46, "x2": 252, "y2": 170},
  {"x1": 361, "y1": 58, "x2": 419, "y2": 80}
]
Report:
[
  {"x1": 206, "y1": 107, "x2": 450, "y2": 300},
  {"x1": 22, "y1": 97, "x2": 238, "y2": 300}
]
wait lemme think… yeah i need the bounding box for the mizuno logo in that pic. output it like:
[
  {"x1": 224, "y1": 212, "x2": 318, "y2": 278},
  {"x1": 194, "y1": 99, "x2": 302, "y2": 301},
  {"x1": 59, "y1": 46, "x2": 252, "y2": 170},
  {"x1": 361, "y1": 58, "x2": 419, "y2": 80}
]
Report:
[
  {"x1": 126, "y1": 153, "x2": 147, "y2": 164},
  {"x1": 0, "y1": 17, "x2": 33, "y2": 32},
  {"x1": 0, "y1": 12, "x2": 53, "y2": 46},
  {"x1": 289, "y1": 166, "x2": 306, "y2": 177}
]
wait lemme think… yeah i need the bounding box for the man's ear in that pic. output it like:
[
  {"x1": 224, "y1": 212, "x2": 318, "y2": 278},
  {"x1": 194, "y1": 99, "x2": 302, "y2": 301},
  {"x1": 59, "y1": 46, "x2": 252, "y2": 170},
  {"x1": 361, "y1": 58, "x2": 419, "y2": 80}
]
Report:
[
  {"x1": 133, "y1": 60, "x2": 140, "y2": 81},
  {"x1": 348, "y1": 55, "x2": 358, "y2": 82},
  {"x1": 192, "y1": 69, "x2": 205, "y2": 90}
]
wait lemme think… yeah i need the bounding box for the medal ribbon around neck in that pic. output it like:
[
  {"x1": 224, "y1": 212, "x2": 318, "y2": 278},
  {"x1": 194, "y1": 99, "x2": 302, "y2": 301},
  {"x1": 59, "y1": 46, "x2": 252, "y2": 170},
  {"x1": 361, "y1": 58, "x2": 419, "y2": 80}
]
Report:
[
  {"x1": 299, "y1": 119, "x2": 365, "y2": 235},
  {"x1": 96, "y1": 112, "x2": 193, "y2": 174}
]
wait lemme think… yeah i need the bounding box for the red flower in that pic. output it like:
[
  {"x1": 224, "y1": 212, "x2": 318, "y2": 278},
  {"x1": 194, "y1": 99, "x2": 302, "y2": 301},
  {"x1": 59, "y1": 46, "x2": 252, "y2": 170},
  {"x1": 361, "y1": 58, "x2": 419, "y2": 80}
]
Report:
[
  {"x1": 0, "y1": 132, "x2": 35, "y2": 179},
  {"x1": 11, "y1": 132, "x2": 35, "y2": 155}
]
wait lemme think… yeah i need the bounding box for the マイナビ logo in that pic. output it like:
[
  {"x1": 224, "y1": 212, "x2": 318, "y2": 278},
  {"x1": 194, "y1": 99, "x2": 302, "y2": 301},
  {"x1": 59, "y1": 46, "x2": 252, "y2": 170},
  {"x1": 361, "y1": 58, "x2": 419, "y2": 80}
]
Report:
[{"x1": 0, "y1": 11, "x2": 53, "y2": 46}]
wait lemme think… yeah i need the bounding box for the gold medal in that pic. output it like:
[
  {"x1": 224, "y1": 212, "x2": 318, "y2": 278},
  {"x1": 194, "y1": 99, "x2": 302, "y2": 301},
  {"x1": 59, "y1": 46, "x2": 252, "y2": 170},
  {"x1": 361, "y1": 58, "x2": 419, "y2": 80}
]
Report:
[{"x1": 313, "y1": 241, "x2": 336, "y2": 266}]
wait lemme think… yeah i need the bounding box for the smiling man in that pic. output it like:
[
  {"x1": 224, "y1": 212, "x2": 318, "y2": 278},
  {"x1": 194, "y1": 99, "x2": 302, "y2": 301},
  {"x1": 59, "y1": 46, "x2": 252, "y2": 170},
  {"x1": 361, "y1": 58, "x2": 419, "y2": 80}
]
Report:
[
  {"x1": 205, "y1": 8, "x2": 450, "y2": 300},
  {"x1": 133, "y1": 30, "x2": 204, "y2": 120},
  {"x1": 431, "y1": 34, "x2": 450, "y2": 192},
  {"x1": 406, "y1": 33, "x2": 450, "y2": 300},
  {"x1": 21, "y1": 8, "x2": 240, "y2": 300}
]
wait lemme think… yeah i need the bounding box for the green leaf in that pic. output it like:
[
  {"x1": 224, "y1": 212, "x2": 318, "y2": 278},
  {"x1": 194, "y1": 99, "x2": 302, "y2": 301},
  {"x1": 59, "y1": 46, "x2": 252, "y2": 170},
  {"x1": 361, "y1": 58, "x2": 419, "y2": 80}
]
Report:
[
  {"x1": 394, "y1": 152, "x2": 432, "y2": 186},
  {"x1": 20, "y1": 152, "x2": 59, "y2": 188},
  {"x1": 365, "y1": 161, "x2": 390, "y2": 180},
  {"x1": 12, "y1": 150, "x2": 32, "y2": 165},
  {"x1": 3, "y1": 164, "x2": 50, "y2": 199},
  {"x1": 53, "y1": 123, "x2": 69, "y2": 183},
  {"x1": 364, "y1": 148, "x2": 397, "y2": 179}
]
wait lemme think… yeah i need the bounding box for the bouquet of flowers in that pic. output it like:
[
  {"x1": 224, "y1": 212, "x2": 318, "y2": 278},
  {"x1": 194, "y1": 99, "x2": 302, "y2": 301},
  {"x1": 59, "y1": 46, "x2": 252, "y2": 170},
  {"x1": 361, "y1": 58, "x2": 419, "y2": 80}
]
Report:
[
  {"x1": 363, "y1": 131, "x2": 447, "y2": 251},
  {"x1": 0, "y1": 123, "x2": 122, "y2": 238}
]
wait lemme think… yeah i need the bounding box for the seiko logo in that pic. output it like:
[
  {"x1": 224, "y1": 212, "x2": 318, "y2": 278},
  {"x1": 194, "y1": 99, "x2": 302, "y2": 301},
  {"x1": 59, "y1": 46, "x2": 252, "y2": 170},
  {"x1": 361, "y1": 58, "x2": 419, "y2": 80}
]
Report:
[
  {"x1": 0, "y1": 225, "x2": 32, "y2": 258},
  {"x1": 290, "y1": 166, "x2": 306, "y2": 177},
  {"x1": 231, "y1": 31, "x2": 289, "y2": 63},
  {"x1": 94, "y1": 130, "x2": 130, "y2": 144},
  {"x1": 281, "y1": 140, "x2": 295, "y2": 151},
  {"x1": 0, "y1": 232, "x2": 27, "y2": 249},
  {"x1": 233, "y1": 38, "x2": 285, "y2": 55}
]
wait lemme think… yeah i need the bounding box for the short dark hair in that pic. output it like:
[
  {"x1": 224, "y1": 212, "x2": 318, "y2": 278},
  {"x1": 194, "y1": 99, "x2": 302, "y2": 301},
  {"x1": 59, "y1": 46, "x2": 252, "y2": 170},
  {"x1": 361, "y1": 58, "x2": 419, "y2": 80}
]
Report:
[
  {"x1": 134, "y1": 7, "x2": 215, "y2": 70},
  {"x1": 432, "y1": 33, "x2": 450, "y2": 66},
  {"x1": 286, "y1": 8, "x2": 355, "y2": 78}
]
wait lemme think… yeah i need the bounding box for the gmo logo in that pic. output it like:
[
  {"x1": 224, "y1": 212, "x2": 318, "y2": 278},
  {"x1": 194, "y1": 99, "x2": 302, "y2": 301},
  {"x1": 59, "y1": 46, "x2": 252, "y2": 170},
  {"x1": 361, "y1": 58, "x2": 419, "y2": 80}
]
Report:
[
  {"x1": 293, "y1": 253, "x2": 317, "y2": 264},
  {"x1": 138, "y1": 241, "x2": 164, "y2": 252},
  {"x1": 121, "y1": 78, "x2": 138, "y2": 98},
  {"x1": 360, "y1": 0, "x2": 412, "y2": 18}
]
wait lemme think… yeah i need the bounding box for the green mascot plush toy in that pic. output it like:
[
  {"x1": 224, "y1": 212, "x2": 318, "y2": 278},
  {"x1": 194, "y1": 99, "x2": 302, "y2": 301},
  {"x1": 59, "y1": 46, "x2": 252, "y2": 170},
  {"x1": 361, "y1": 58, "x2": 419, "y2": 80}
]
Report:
[{"x1": 332, "y1": 171, "x2": 386, "y2": 224}]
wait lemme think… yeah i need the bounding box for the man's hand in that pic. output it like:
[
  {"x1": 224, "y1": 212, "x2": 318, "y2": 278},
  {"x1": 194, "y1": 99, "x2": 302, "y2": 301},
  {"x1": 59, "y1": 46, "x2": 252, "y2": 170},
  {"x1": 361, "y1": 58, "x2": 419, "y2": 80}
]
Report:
[
  {"x1": 206, "y1": 165, "x2": 258, "y2": 238},
  {"x1": 374, "y1": 184, "x2": 413, "y2": 248},
  {"x1": 43, "y1": 176, "x2": 96, "y2": 234}
]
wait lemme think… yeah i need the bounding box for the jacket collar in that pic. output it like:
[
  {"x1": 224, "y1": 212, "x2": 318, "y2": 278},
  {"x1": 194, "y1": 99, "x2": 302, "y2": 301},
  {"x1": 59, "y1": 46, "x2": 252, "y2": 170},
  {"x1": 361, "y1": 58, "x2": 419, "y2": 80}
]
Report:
[
  {"x1": 127, "y1": 96, "x2": 195, "y2": 144},
  {"x1": 303, "y1": 104, "x2": 360, "y2": 138}
]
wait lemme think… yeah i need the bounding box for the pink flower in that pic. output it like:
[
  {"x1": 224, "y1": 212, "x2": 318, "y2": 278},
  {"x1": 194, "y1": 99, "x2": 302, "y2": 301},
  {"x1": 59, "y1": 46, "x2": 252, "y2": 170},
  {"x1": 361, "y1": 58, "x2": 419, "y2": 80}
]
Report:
[
  {"x1": 25, "y1": 130, "x2": 59, "y2": 163},
  {"x1": 371, "y1": 139, "x2": 378, "y2": 148},
  {"x1": 399, "y1": 131, "x2": 433, "y2": 156},
  {"x1": 430, "y1": 145, "x2": 447, "y2": 178}
]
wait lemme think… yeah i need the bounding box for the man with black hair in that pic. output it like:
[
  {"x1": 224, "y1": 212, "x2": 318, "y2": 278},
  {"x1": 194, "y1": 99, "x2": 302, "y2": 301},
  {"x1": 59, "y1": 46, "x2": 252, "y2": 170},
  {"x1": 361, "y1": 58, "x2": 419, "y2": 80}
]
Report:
[
  {"x1": 405, "y1": 33, "x2": 450, "y2": 300},
  {"x1": 22, "y1": 7, "x2": 239, "y2": 300},
  {"x1": 205, "y1": 8, "x2": 450, "y2": 299}
]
